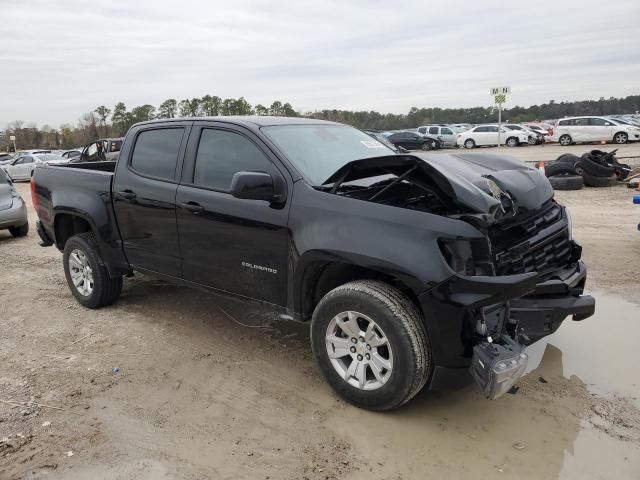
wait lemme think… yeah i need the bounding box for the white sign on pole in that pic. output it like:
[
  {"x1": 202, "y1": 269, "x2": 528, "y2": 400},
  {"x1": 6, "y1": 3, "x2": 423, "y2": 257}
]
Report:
[
  {"x1": 9, "y1": 135, "x2": 16, "y2": 141},
  {"x1": 490, "y1": 86, "x2": 511, "y2": 96}
]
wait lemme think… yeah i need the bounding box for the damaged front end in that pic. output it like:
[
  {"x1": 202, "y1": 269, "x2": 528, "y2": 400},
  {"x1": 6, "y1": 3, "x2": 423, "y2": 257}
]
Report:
[{"x1": 319, "y1": 153, "x2": 595, "y2": 398}]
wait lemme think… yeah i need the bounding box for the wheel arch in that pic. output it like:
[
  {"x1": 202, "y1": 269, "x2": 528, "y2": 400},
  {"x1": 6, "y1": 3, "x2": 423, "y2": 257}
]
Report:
[{"x1": 294, "y1": 254, "x2": 425, "y2": 322}]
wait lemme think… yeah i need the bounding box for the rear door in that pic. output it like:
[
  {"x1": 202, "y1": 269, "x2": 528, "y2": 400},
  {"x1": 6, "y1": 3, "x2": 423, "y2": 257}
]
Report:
[
  {"x1": 175, "y1": 122, "x2": 291, "y2": 305},
  {"x1": 112, "y1": 122, "x2": 191, "y2": 277},
  {"x1": 572, "y1": 117, "x2": 591, "y2": 141}
]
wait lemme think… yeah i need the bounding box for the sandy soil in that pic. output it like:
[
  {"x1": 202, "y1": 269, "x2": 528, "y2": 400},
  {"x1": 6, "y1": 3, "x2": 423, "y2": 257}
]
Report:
[{"x1": 1, "y1": 172, "x2": 640, "y2": 479}]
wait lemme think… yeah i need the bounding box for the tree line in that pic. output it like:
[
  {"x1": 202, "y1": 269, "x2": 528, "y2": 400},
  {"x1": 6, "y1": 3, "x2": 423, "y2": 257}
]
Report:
[{"x1": 2, "y1": 94, "x2": 639, "y2": 151}]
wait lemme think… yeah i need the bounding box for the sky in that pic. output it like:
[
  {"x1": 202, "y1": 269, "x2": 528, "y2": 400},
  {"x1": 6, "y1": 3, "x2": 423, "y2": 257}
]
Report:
[{"x1": 1, "y1": 0, "x2": 639, "y2": 127}]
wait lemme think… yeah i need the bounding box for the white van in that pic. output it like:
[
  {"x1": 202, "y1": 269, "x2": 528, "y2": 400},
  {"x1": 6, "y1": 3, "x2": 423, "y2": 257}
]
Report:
[
  {"x1": 552, "y1": 116, "x2": 640, "y2": 145},
  {"x1": 416, "y1": 125, "x2": 457, "y2": 147}
]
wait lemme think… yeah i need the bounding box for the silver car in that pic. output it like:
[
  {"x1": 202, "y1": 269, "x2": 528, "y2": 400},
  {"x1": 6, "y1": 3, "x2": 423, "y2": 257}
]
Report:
[
  {"x1": 0, "y1": 169, "x2": 29, "y2": 237},
  {"x1": 1, "y1": 153, "x2": 63, "y2": 181}
]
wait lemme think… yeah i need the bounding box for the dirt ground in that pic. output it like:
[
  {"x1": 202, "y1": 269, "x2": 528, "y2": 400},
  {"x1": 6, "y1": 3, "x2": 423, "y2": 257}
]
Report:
[{"x1": 1, "y1": 165, "x2": 640, "y2": 479}]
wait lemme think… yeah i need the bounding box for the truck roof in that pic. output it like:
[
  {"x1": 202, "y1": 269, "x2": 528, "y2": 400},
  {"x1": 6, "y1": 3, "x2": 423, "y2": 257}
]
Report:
[{"x1": 134, "y1": 116, "x2": 341, "y2": 129}]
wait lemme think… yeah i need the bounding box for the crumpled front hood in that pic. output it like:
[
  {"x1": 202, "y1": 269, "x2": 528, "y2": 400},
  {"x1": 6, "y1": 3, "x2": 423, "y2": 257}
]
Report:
[
  {"x1": 323, "y1": 153, "x2": 553, "y2": 217},
  {"x1": 0, "y1": 184, "x2": 14, "y2": 211},
  {"x1": 422, "y1": 152, "x2": 553, "y2": 213}
]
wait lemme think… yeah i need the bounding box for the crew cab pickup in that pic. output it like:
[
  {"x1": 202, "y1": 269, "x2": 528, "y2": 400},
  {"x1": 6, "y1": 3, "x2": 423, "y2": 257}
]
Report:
[{"x1": 32, "y1": 117, "x2": 595, "y2": 410}]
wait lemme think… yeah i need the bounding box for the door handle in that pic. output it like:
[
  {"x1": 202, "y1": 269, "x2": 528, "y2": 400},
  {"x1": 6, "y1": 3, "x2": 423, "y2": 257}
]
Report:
[
  {"x1": 180, "y1": 201, "x2": 205, "y2": 214},
  {"x1": 117, "y1": 190, "x2": 136, "y2": 200}
]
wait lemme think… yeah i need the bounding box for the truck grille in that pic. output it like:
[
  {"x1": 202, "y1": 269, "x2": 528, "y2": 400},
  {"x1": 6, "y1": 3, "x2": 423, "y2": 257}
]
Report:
[
  {"x1": 494, "y1": 228, "x2": 571, "y2": 275},
  {"x1": 491, "y1": 201, "x2": 573, "y2": 276}
]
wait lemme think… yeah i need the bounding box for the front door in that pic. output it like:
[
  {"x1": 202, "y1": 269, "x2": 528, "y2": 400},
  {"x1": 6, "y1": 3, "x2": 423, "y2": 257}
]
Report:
[
  {"x1": 112, "y1": 123, "x2": 190, "y2": 277},
  {"x1": 176, "y1": 124, "x2": 291, "y2": 306},
  {"x1": 439, "y1": 127, "x2": 456, "y2": 146}
]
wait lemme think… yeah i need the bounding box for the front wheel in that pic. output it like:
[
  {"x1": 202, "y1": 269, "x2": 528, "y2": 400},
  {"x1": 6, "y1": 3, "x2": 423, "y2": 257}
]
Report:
[
  {"x1": 420, "y1": 142, "x2": 432, "y2": 151},
  {"x1": 311, "y1": 280, "x2": 431, "y2": 411},
  {"x1": 464, "y1": 139, "x2": 476, "y2": 149},
  {"x1": 63, "y1": 232, "x2": 123, "y2": 309}
]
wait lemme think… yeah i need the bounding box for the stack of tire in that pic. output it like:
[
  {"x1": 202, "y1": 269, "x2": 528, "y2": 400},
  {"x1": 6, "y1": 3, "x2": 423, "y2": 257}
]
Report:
[{"x1": 544, "y1": 150, "x2": 630, "y2": 190}]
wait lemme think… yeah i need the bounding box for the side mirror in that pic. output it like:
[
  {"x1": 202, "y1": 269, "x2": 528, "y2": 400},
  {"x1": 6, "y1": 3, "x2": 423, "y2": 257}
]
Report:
[{"x1": 230, "y1": 171, "x2": 278, "y2": 202}]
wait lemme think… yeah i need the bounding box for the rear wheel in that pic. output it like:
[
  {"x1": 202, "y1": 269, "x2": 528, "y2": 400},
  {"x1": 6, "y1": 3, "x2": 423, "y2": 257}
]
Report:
[
  {"x1": 311, "y1": 280, "x2": 431, "y2": 411},
  {"x1": 613, "y1": 132, "x2": 628, "y2": 144},
  {"x1": 559, "y1": 134, "x2": 572, "y2": 146},
  {"x1": 63, "y1": 233, "x2": 123, "y2": 309},
  {"x1": 9, "y1": 223, "x2": 29, "y2": 237},
  {"x1": 464, "y1": 139, "x2": 475, "y2": 149}
]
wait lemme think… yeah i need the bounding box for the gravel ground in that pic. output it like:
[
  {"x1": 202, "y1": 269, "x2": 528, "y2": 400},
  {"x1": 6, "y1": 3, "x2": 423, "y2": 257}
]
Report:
[{"x1": 1, "y1": 173, "x2": 639, "y2": 479}]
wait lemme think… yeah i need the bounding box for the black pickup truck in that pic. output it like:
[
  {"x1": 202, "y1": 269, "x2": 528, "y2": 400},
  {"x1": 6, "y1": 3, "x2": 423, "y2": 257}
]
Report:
[{"x1": 32, "y1": 117, "x2": 594, "y2": 410}]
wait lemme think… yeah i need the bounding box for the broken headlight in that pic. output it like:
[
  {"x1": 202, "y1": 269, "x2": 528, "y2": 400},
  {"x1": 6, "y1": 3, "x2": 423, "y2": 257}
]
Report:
[{"x1": 438, "y1": 238, "x2": 495, "y2": 276}]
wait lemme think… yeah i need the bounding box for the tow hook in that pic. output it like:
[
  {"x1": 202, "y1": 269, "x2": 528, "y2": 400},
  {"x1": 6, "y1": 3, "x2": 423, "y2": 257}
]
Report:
[{"x1": 469, "y1": 335, "x2": 528, "y2": 399}]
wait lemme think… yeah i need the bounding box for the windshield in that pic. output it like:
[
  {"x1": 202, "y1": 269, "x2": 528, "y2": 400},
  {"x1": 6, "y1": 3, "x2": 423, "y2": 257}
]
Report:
[{"x1": 262, "y1": 124, "x2": 395, "y2": 184}]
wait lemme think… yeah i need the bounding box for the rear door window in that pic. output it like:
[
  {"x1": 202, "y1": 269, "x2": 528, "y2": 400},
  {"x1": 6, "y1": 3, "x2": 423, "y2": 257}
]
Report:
[
  {"x1": 130, "y1": 128, "x2": 184, "y2": 181},
  {"x1": 193, "y1": 129, "x2": 272, "y2": 191},
  {"x1": 417, "y1": 127, "x2": 426, "y2": 134},
  {"x1": 574, "y1": 118, "x2": 590, "y2": 126}
]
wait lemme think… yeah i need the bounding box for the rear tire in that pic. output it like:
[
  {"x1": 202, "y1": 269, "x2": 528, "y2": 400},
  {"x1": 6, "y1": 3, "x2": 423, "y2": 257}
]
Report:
[
  {"x1": 311, "y1": 280, "x2": 431, "y2": 411},
  {"x1": 559, "y1": 134, "x2": 572, "y2": 146},
  {"x1": 63, "y1": 232, "x2": 123, "y2": 309},
  {"x1": 548, "y1": 174, "x2": 583, "y2": 190},
  {"x1": 613, "y1": 132, "x2": 628, "y2": 144},
  {"x1": 9, "y1": 223, "x2": 29, "y2": 237}
]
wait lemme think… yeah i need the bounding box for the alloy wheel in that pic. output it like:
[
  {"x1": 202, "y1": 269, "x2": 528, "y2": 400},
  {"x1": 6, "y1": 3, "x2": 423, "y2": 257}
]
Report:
[
  {"x1": 325, "y1": 311, "x2": 393, "y2": 391},
  {"x1": 68, "y1": 249, "x2": 94, "y2": 296}
]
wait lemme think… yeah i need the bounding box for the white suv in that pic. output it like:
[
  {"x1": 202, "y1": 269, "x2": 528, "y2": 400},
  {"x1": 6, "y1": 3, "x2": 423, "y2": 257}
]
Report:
[
  {"x1": 552, "y1": 116, "x2": 640, "y2": 146},
  {"x1": 416, "y1": 125, "x2": 457, "y2": 147},
  {"x1": 456, "y1": 125, "x2": 529, "y2": 148}
]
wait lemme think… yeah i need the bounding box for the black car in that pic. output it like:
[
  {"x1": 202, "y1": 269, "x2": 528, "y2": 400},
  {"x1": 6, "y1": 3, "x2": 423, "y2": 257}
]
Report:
[
  {"x1": 386, "y1": 131, "x2": 441, "y2": 151},
  {"x1": 32, "y1": 117, "x2": 594, "y2": 411}
]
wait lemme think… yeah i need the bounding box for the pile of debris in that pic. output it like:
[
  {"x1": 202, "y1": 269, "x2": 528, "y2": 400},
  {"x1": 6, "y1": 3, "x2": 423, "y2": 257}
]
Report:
[{"x1": 544, "y1": 149, "x2": 631, "y2": 190}]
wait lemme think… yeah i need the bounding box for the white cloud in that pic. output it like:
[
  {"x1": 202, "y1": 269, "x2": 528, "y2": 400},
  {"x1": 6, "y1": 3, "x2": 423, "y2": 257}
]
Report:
[{"x1": 1, "y1": 0, "x2": 639, "y2": 126}]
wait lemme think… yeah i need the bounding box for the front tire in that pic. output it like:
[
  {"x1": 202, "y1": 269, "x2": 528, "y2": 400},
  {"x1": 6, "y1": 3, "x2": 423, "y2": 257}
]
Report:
[
  {"x1": 420, "y1": 142, "x2": 432, "y2": 151},
  {"x1": 311, "y1": 280, "x2": 431, "y2": 411},
  {"x1": 9, "y1": 223, "x2": 29, "y2": 237},
  {"x1": 464, "y1": 139, "x2": 476, "y2": 149},
  {"x1": 63, "y1": 233, "x2": 122, "y2": 309}
]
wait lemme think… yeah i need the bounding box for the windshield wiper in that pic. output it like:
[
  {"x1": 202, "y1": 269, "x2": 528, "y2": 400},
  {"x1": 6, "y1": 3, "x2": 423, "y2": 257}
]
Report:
[{"x1": 330, "y1": 166, "x2": 353, "y2": 194}]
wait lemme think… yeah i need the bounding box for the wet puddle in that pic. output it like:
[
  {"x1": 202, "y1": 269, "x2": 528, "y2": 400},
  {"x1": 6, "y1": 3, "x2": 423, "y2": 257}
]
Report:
[
  {"x1": 323, "y1": 289, "x2": 640, "y2": 479},
  {"x1": 526, "y1": 289, "x2": 639, "y2": 401}
]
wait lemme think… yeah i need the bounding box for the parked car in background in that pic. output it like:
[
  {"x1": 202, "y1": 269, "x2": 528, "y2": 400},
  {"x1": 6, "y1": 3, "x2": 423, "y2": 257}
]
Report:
[
  {"x1": 0, "y1": 150, "x2": 50, "y2": 166},
  {"x1": 552, "y1": 116, "x2": 640, "y2": 146},
  {"x1": 416, "y1": 125, "x2": 458, "y2": 147},
  {"x1": 502, "y1": 124, "x2": 543, "y2": 145},
  {"x1": 0, "y1": 154, "x2": 62, "y2": 180},
  {"x1": 524, "y1": 123, "x2": 552, "y2": 139},
  {"x1": 386, "y1": 131, "x2": 441, "y2": 151},
  {"x1": 0, "y1": 168, "x2": 28, "y2": 237},
  {"x1": 0, "y1": 153, "x2": 13, "y2": 162},
  {"x1": 363, "y1": 130, "x2": 408, "y2": 153},
  {"x1": 457, "y1": 125, "x2": 528, "y2": 148}
]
